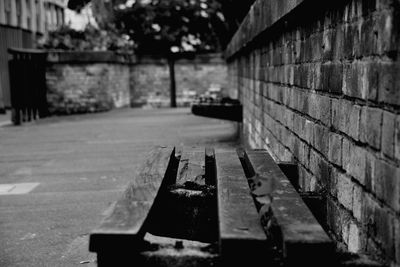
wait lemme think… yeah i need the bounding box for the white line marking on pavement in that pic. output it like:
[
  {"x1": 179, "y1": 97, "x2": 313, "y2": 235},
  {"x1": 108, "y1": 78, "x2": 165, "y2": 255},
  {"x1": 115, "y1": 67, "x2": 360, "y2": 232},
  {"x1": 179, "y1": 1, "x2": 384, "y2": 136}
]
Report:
[
  {"x1": 0, "y1": 184, "x2": 16, "y2": 193},
  {"x1": 0, "y1": 183, "x2": 40, "y2": 195}
]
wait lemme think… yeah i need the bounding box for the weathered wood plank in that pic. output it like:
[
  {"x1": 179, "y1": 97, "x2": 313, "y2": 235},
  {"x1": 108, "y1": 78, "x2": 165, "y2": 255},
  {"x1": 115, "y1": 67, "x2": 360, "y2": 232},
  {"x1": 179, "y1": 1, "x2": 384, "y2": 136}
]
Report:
[
  {"x1": 245, "y1": 150, "x2": 334, "y2": 264},
  {"x1": 89, "y1": 146, "x2": 175, "y2": 253},
  {"x1": 215, "y1": 151, "x2": 267, "y2": 264},
  {"x1": 176, "y1": 147, "x2": 205, "y2": 185}
]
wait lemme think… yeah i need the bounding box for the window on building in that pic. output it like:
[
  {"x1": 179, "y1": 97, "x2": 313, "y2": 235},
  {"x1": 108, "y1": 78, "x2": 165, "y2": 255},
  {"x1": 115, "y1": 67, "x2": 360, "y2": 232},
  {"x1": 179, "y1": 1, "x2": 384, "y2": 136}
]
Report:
[
  {"x1": 26, "y1": 0, "x2": 31, "y2": 29},
  {"x1": 5, "y1": 0, "x2": 11, "y2": 25},
  {"x1": 16, "y1": 0, "x2": 22, "y2": 27},
  {"x1": 36, "y1": 0, "x2": 40, "y2": 31},
  {"x1": 45, "y1": 3, "x2": 51, "y2": 31}
]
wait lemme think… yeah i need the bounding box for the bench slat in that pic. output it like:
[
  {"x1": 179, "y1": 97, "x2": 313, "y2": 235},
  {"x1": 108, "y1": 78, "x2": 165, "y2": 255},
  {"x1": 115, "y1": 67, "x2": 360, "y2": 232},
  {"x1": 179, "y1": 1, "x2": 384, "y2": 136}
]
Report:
[
  {"x1": 245, "y1": 150, "x2": 333, "y2": 262},
  {"x1": 89, "y1": 146, "x2": 175, "y2": 253},
  {"x1": 215, "y1": 151, "x2": 266, "y2": 263},
  {"x1": 176, "y1": 147, "x2": 205, "y2": 185}
]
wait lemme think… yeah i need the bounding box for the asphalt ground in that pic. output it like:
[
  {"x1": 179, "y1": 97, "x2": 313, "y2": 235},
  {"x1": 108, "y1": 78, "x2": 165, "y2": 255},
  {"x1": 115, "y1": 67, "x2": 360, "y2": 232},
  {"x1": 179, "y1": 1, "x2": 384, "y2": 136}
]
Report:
[{"x1": 0, "y1": 107, "x2": 239, "y2": 266}]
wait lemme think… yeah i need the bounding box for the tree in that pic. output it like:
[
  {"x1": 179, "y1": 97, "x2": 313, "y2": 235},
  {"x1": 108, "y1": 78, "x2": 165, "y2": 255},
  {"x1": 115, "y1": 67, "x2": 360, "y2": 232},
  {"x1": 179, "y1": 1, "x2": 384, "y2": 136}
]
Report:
[
  {"x1": 67, "y1": 0, "x2": 249, "y2": 107},
  {"x1": 112, "y1": 0, "x2": 228, "y2": 107}
]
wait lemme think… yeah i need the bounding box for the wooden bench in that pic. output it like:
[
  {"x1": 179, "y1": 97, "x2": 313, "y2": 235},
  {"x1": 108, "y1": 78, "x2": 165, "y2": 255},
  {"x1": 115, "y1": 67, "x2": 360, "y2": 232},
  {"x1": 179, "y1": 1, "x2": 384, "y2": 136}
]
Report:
[{"x1": 89, "y1": 146, "x2": 337, "y2": 266}]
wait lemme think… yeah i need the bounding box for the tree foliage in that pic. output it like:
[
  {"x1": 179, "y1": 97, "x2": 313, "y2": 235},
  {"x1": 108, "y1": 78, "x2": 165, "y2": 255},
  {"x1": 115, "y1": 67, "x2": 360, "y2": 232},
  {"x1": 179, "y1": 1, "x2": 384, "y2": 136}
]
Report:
[
  {"x1": 112, "y1": 0, "x2": 229, "y2": 55},
  {"x1": 37, "y1": 24, "x2": 134, "y2": 53}
]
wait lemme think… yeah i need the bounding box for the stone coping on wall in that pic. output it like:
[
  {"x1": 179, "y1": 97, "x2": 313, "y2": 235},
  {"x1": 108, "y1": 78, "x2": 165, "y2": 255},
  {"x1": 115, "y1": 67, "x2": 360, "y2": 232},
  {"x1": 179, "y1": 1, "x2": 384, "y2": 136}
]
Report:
[
  {"x1": 135, "y1": 53, "x2": 226, "y2": 65},
  {"x1": 225, "y1": 0, "x2": 305, "y2": 59},
  {"x1": 47, "y1": 50, "x2": 137, "y2": 64},
  {"x1": 46, "y1": 51, "x2": 225, "y2": 65}
]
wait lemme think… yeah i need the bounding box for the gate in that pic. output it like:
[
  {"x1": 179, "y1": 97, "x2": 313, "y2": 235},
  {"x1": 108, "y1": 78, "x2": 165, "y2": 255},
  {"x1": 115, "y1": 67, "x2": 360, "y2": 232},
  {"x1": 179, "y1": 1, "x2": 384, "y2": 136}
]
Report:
[{"x1": 8, "y1": 48, "x2": 48, "y2": 125}]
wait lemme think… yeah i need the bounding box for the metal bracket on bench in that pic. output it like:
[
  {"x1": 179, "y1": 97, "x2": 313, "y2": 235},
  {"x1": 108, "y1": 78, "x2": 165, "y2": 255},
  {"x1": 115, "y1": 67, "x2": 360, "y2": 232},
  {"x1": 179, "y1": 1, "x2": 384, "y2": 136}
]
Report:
[{"x1": 191, "y1": 102, "x2": 243, "y2": 122}]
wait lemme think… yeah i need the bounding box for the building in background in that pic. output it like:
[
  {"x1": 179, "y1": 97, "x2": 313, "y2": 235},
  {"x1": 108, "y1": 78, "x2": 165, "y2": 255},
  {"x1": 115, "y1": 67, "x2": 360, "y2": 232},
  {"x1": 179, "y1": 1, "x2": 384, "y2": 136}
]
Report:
[{"x1": 0, "y1": 0, "x2": 66, "y2": 111}]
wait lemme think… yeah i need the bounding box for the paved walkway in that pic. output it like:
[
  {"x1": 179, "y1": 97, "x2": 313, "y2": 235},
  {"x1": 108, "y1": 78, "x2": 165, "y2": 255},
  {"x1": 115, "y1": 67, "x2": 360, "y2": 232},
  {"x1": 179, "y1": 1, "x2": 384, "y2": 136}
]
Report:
[
  {"x1": 0, "y1": 110, "x2": 11, "y2": 127},
  {"x1": 0, "y1": 108, "x2": 239, "y2": 266}
]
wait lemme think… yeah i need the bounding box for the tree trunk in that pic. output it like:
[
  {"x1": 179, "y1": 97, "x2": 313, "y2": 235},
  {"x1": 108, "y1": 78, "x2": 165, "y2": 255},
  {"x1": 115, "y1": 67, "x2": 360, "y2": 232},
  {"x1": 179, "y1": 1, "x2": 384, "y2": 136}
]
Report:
[{"x1": 168, "y1": 57, "x2": 177, "y2": 108}]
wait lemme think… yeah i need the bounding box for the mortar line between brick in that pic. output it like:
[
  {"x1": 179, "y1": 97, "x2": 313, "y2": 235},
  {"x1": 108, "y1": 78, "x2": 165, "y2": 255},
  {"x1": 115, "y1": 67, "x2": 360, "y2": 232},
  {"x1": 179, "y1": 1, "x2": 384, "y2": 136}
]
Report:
[
  {"x1": 247, "y1": 104, "x2": 400, "y2": 217},
  {"x1": 255, "y1": 86, "x2": 400, "y2": 166}
]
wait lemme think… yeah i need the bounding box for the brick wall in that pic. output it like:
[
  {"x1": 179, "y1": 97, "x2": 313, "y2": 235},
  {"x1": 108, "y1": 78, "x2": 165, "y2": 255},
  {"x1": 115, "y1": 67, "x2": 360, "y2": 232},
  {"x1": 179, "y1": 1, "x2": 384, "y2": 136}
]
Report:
[
  {"x1": 45, "y1": 52, "x2": 228, "y2": 112},
  {"x1": 131, "y1": 55, "x2": 228, "y2": 106},
  {"x1": 226, "y1": 0, "x2": 399, "y2": 265},
  {"x1": 46, "y1": 51, "x2": 132, "y2": 114}
]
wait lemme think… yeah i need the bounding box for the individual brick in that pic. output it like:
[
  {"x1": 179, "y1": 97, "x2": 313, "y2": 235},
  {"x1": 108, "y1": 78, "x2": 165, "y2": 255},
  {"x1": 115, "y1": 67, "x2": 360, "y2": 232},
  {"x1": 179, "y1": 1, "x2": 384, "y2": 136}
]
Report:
[
  {"x1": 329, "y1": 132, "x2": 343, "y2": 166},
  {"x1": 312, "y1": 63, "x2": 322, "y2": 90},
  {"x1": 348, "y1": 222, "x2": 361, "y2": 253},
  {"x1": 302, "y1": 38, "x2": 313, "y2": 63},
  {"x1": 331, "y1": 98, "x2": 341, "y2": 130},
  {"x1": 304, "y1": 119, "x2": 314, "y2": 145},
  {"x1": 337, "y1": 173, "x2": 354, "y2": 210},
  {"x1": 375, "y1": 11, "x2": 398, "y2": 55},
  {"x1": 365, "y1": 151, "x2": 376, "y2": 191},
  {"x1": 396, "y1": 217, "x2": 400, "y2": 264},
  {"x1": 362, "y1": 195, "x2": 395, "y2": 259},
  {"x1": 378, "y1": 61, "x2": 400, "y2": 106},
  {"x1": 342, "y1": 137, "x2": 351, "y2": 173},
  {"x1": 343, "y1": 61, "x2": 362, "y2": 99},
  {"x1": 360, "y1": 16, "x2": 376, "y2": 56},
  {"x1": 254, "y1": 81, "x2": 261, "y2": 107},
  {"x1": 332, "y1": 23, "x2": 344, "y2": 61},
  {"x1": 309, "y1": 148, "x2": 319, "y2": 177},
  {"x1": 396, "y1": 115, "x2": 400, "y2": 161},
  {"x1": 292, "y1": 136, "x2": 301, "y2": 160},
  {"x1": 359, "y1": 107, "x2": 383, "y2": 150},
  {"x1": 321, "y1": 63, "x2": 343, "y2": 94},
  {"x1": 322, "y1": 29, "x2": 333, "y2": 60},
  {"x1": 373, "y1": 160, "x2": 399, "y2": 212},
  {"x1": 349, "y1": 105, "x2": 362, "y2": 140},
  {"x1": 318, "y1": 95, "x2": 331, "y2": 126},
  {"x1": 284, "y1": 86, "x2": 292, "y2": 107},
  {"x1": 343, "y1": 22, "x2": 358, "y2": 58},
  {"x1": 300, "y1": 141, "x2": 311, "y2": 168},
  {"x1": 349, "y1": 145, "x2": 366, "y2": 185},
  {"x1": 374, "y1": 206, "x2": 396, "y2": 260},
  {"x1": 293, "y1": 65, "x2": 304, "y2": 87},
  {"x1": 313, "y1": 124, "x2": 330, "y2": 157},
  {"x1": 338, "y1": 99, "x2": 352, "y2": 134},
  {"x1": 342, "y1": 220, "x2": 350, "y2": 246},
  {"x1": 310, "y1": 32, "x2": 323, "y2": 62},
  {"x1": 293, "y1": 114, "x2": 306, "y2": 140},
  {"x1": 289, "y1": 88, "x2": 298, "y2": 110},
  {"x1": 364, "y1": 62, "x2": 379, "y2": 101},
  {"x1": 319, "y1": 157, "x2": 332, "y2": 191},
  {"x1": 352, "y1": 185, "x2": 364, "y2": 221},
  {"x1": 382, "y1": 111, "x2": 396, "y2": 159},
  {"x1": 329, "y1": 167, "x2": 339, "y2": 197},
  {"x1": 339, "y1": 101, "x2": 361, "y2": 140},
  {"x1": 309, "y1": 93, "x2": 330, "y2": 126},
  {"x1": 284, "y1": 65, "x2": 294, "y2": 85},
  {"x1": 327, "y1": 199, "x2": 343, "y2": 240},
  {"x1": 298, "y1": 90, "x2": 309, "y2": 114}
]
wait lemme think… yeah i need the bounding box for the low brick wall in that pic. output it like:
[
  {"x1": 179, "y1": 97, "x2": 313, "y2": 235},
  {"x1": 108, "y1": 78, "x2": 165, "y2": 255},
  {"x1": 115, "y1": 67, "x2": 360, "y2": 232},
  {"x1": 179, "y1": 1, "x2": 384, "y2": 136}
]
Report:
[
  {"x1": 46, "y1": 51, "x2": 133, "y2": 114},
  {"x1": 131, "y1": 54, "x2": 228, "y2": 107},
  {"x1": 227, "y1": 0, "x2": 399, "y2": 265}
]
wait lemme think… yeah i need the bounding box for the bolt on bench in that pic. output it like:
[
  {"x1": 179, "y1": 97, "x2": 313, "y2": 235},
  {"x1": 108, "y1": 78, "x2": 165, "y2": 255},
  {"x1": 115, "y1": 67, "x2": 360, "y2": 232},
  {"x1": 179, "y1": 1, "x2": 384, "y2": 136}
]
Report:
[{"x1": 89, "y1": 146, "x2": 378, "y2": 266}]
